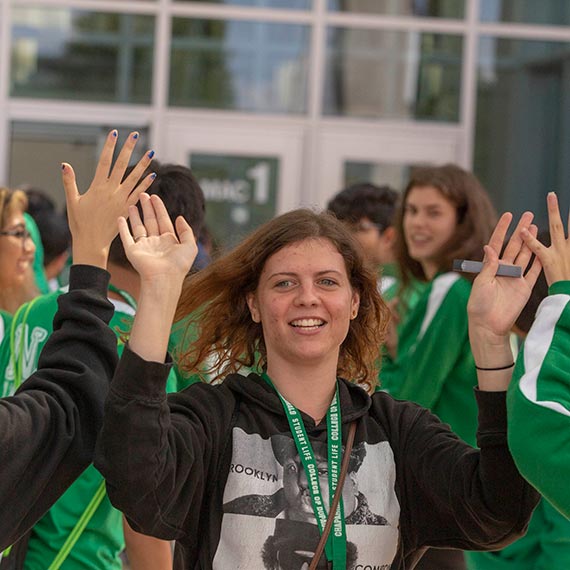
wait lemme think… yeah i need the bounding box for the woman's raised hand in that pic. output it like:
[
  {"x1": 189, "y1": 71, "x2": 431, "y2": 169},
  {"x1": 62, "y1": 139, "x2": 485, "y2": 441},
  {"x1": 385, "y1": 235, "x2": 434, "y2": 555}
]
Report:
[
  {"x1": 119, "y1": 193, "x2": 198, "y2": 286},
  {"x1": 119, "y1": 194, "x2": 197, "y2": 363},
  {"x1": 467, "y1": 211, "x2": 542, "y2": 341},
  {"x1": 521, "y1": 192, "x2": 570, "y2": 286},
  {"x1": 62, "y1": 129, "x2": 156, "y2": 268}
]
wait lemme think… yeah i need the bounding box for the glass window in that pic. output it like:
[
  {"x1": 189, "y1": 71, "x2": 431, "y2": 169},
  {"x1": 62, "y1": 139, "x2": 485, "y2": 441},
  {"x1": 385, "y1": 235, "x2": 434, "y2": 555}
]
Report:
[
  {"x1": 170, "y1": 18, "x2": 310, "y2": 113},
  {"x1": 9, "y1": 122, "x2": 150, "y2": 210},
  {"x1": 328, "y1": 0, "x2": 465, "y2": 19},
  {"x1": 11, "y1": 8, "x2": 154, "y2": 103},
  {"x1": 324, "y1": 28, "x2": 463, "y2": 122},
  {"x1": 344, "y1": 160, "x2": 421, "y2": 191},
  {"x1": 190, "y1": 153, "x2": 279, "y2": 252},
  {"x1": 474, "y1": 37, "x2": 570, "y2": 228},
  {"x1": 173, "y1": 0, "x2": 310, "y2": 8},
  {"x1": 480, "y1": 0, "x2": 570, "y2": 27}
]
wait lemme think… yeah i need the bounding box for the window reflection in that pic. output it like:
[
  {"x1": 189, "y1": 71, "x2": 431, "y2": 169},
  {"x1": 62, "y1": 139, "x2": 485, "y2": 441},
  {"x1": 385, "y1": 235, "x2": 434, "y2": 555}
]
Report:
[
  {"x1": 173, "y1": 0, "x2": 310, "y2": 8},
  {"x1": 11, "y1": 8, "x2": 154, "y2": 103},
  {"x1": 345, "y1": 161, "x2": 423, "y2": 191},
  {"x1": 170, "y1": 18, "x2": 310, "y2": 113},
  {"x1": 9, "y1": 122, "x2": 150, "y2": 210},
  {"x1": 480, "y1": 0, "x2": 570, "y2": 26},
  {"x1": 474, "y1": 37, "x2": 570, "y2": 227},
  {"x1": 328, "y1": 0, "x2": 465, "y2": 18},
  {"x1": 324, "y1": 28, "x2": 463, "y2": 122}
]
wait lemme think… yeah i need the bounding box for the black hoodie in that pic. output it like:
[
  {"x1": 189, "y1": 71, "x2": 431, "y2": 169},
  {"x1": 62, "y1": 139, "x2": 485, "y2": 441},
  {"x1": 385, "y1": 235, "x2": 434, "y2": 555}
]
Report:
[{"x1": 95, "y1": 348, "x2": 539, "y2": 569}]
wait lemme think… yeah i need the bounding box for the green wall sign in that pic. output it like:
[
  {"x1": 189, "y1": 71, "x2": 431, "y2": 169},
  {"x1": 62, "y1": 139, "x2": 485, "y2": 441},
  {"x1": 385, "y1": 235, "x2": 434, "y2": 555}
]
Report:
[{"x1": 190, "y1": 153, "x2": 279, "y2": 252}]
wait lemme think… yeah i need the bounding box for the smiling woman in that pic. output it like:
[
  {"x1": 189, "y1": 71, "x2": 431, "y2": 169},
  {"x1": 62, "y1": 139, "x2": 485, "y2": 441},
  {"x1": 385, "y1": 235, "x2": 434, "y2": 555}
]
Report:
[
  {"x1": 0, "y1": 187, "x2": 36, "y2": 320},
  {"x1": 94, "y1": 205, "x2": 540, "y2": 570}
]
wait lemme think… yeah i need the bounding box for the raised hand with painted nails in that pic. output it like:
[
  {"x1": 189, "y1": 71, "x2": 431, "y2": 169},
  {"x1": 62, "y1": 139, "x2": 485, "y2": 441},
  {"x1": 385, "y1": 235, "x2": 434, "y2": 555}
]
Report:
[
  {"x1": 0, "y1": 129, "x2": 157, "y2": 550},
  {"x1": 62, "y1": 129, "x2": 156, "y2": 268}
]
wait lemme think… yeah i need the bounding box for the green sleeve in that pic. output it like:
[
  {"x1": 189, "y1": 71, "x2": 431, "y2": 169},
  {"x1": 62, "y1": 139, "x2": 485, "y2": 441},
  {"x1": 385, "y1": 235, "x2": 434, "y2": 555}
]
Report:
[
  {"x1": 508, "y1": 280, "x2": 570, "y2": 519},
  {"x1": 535, "y1": 499, "x2": 570, "y2": 569},
  {"x1": 383, "y1": 274, "x2": 471, "y2": 409}
]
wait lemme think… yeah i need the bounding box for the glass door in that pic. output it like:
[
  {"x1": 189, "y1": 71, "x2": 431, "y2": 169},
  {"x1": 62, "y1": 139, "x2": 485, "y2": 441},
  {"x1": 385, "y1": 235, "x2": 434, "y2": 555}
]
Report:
[
  {"x1": 162, "y1": 116, "x2": 304, "y2": 253},
  {"x1": 315, "y1": 124, "x2": 463, "y2": 203}
]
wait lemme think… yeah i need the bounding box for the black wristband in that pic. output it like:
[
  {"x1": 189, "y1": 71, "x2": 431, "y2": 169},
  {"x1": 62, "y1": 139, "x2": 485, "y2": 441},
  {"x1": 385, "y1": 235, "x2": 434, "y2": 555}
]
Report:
[{"x1": 475, "y1": 362, "x2": 515, "y2": 371}]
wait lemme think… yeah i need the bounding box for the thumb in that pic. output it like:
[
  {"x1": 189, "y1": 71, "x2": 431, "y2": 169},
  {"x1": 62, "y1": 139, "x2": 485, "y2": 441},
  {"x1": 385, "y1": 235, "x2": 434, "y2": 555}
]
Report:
[{"x1": 175, "y1": 216, "x2": 195, "y2": 245}]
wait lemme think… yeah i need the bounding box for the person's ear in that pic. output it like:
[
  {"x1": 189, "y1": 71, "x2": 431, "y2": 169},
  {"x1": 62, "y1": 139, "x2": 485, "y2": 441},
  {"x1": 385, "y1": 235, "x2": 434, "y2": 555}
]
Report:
[
  {"x1": 246, "y1": 292, "x2": 261, "y2": 323},
  {"x1": 380, "y1": 226, "x2": 396, "y2": 247},
  {"x1": 350, "y1": 291, "x2": 360, "y2": 320}
]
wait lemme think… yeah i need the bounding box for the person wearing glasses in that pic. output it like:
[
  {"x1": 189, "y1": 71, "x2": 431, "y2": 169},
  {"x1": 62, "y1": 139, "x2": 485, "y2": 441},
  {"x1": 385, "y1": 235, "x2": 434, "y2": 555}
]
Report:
[
  {"x1": 327, "y1": 183, "x2": 400, "y2": 294},
  {"x1": 0, "y1": 188, "x2": 36, "y2": 340},
  {"x1": 327, "y1": 183, "x2": 427, "y2": 375}
]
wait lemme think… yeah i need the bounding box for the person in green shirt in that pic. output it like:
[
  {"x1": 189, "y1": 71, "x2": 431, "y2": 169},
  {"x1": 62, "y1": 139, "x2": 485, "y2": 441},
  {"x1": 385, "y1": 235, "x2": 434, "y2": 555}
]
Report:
[
  {"x1": 0, "y1": 159, "x2": 207, "y2": 570},
  {"x1": 466, "y1": 224, "x2": 570, "y2": 569},
  {"x1": 508, "y1": 192, "x2": 570, "y2": 517},
  {"x1": 381, "y1": 164, "x2": 498, "y2": 570}
]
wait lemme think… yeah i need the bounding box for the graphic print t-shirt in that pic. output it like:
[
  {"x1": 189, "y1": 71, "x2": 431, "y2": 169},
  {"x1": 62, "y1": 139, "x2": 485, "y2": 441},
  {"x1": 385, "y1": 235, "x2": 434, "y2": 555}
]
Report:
[{"x1": 213, "y1": 427, "x2": 400, "y2": 569}]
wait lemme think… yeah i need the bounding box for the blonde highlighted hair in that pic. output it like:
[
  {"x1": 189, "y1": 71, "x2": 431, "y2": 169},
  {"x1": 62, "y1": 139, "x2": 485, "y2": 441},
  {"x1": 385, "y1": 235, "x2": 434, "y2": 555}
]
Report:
[{"x1": 0, "y1": 187, "x2": 28, "y2": 228}]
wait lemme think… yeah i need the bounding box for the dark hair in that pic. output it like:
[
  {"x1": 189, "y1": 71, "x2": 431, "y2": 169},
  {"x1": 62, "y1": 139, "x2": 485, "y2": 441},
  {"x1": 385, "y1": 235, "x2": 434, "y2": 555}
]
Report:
[
  {"x1": 174, "y1": 209, "x2": 389, "y2": 388},
  {"x1": 395, "y1": 164, "x2": 497, "y2": 288},
  {"x1": 22, "y1": 187, "x2": 56, "y2": 217},
  {"x1": 33, "y1": 211, "x2": 71, "y2": 264},
  {"x1": 327, "y1": 182, "x2": 400, "y2": 233},
  {"x1": 514, "y1": 230, "x2": 550, "y2": 335},
  {"x1": 108, "y1": 160, "x2": 206, "y2": 269}
]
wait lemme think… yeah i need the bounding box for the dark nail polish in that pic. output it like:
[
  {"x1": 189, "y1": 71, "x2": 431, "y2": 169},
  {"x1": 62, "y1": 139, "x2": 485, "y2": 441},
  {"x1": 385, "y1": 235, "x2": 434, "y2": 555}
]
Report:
[
  {"x1": 148, "y1": 150, "x2": 155, "y2": 159},
  {"x1": 132, "y1": 132, "x2": 139, "y2": 140},
  {"x1": 111, "y1": 130, "x2": 118, "y2": 137},
  {"x1": 151, "y1": 173, "x2": 157, "y2": 180}
]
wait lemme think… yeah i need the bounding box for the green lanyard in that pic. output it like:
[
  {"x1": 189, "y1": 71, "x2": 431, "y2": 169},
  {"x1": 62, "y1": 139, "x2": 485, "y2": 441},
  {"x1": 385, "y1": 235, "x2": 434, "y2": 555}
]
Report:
[{"x1": 262, "y1": 373, "x2": 347, "y2": 569}]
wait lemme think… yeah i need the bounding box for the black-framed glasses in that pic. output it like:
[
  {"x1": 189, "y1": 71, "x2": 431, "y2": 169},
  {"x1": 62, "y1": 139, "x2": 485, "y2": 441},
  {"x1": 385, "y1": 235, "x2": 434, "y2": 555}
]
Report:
[{"x1": 0, "y1": 227, "x2": 32, "y2": 248}]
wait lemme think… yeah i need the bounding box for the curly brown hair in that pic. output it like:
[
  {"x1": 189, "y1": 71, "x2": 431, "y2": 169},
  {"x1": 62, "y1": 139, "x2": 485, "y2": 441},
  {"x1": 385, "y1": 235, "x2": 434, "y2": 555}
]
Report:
[
  {"x1": 173, "y1": 209, "x2": 390, "y2": 389},
  {"x1": 395, "y1": 164, "x2": 497, "y2": 289}
]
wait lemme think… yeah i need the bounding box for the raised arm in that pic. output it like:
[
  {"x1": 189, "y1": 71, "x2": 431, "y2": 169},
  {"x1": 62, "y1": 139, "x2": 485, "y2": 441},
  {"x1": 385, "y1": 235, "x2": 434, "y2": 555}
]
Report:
[
  {"x1": 94, "y1": 194, "x2": 218, "y2": 538},
  {"x1": 0, "y1": 130, "x2": 155, "y2": 548},
  {"x1": 118, "y1": 192, "x2": 198, "y2": 361},
  {"x1": 467, "y1": 211, "x2": 541, "y2": 392},
  {"x1": 508, "y1": 192, "x2": 570, "y2": 517}
]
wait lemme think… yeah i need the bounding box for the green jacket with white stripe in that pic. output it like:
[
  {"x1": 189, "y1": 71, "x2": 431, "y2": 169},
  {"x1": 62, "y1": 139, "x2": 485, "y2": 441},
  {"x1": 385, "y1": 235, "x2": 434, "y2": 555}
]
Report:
[
  {"x1": 508, "y1": 280, "x2": 570, "y2": 519},
  {"x1": 380, "y1": 272, "x2": 478, "y2": 447}
]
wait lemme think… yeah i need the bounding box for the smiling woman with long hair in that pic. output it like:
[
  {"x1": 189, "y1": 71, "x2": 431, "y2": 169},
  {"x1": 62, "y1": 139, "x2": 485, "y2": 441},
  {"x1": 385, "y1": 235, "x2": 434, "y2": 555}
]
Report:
[
  {"x1": 380, "y1": 164, "x2": 498, "y2": 570},
  {"x1": 94, "y1": 193, "x2": 540, "y2": 569}
]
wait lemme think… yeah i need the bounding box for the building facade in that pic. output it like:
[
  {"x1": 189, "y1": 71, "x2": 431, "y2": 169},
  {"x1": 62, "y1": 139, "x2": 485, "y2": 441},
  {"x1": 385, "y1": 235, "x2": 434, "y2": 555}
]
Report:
[{"x1": 1, "y1": 0, "x2": 569, "y2": 249}]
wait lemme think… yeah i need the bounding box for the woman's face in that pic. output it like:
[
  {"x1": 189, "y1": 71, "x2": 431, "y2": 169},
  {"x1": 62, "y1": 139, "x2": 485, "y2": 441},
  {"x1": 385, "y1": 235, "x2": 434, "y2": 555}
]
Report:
[
  {"x1": 403, "y1": 185, "x2": 458, "y2": 279},
  {"x1": 0, "y1": 213, "x2": 35, "y2": 290},
  {"x1": 247, "y1": 238, "x2": 360, "y2": 373}
]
